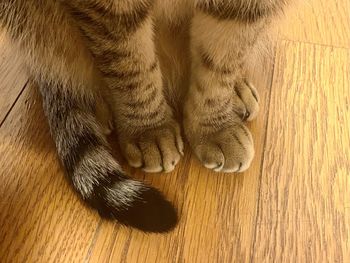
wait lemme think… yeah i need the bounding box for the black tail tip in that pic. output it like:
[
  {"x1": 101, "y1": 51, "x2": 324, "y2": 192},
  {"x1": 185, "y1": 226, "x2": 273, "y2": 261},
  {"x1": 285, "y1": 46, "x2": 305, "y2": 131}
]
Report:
[
  {"x1": 93, "y1": 185, "x2": 178, "y2": 233},
  {"x1": 116, "y1": 186, "x2": 178, "y2": 233}
]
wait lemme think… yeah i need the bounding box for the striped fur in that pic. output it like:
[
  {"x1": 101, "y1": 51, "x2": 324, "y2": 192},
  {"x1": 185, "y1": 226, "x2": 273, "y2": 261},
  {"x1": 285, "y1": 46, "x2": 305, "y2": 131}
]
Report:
[{"x1": 0, "y1": 0, "x2": 288, "y2": 231}]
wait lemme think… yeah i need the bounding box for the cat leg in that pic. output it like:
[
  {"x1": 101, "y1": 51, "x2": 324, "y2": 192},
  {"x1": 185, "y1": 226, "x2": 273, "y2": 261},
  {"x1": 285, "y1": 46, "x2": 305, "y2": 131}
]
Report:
[
  {"x1": 71, "y1": 0, "x2": 184, "y2": 173},
  {"x1": 184, "y1": 0, "x2": 281, "y2": 173}
]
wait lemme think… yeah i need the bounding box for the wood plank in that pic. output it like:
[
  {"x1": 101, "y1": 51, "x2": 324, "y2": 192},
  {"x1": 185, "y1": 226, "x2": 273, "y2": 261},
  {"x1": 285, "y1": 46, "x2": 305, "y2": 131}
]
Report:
[
  {"x1": 87, "y1": 53, "x2": 275, "y2": 262},
  {"x1": 0, "y1": 33, "x2": 28, "y2": 124},
  {"x1": 281, "y1": 0, "x2": 350, "y2": 48},
  {"x1": 0, "y1": 84, "x2": 101, "y2": 262},
  {"x1": 253, "y1": 41, "x2": 350, "y2": 262}
]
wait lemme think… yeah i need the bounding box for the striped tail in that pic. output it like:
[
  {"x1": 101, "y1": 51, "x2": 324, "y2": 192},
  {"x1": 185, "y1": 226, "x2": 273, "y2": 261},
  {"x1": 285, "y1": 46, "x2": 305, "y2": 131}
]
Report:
[{"x1": 39, "y1": 82, "x2": 177, "y2": 232}]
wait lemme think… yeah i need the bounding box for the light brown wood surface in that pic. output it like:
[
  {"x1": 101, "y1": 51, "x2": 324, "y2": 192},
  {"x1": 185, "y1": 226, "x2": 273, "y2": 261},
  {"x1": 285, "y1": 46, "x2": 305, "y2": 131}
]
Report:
[
  {"x1": 253, "y1": 41, "x2": 350, "y2": 262},
  {"x1": 0, "y1": 0, "x2": 349, "y2": 262},
  {"x1": 281, "y1": 0, "x2": 350, "y2": 47},
  {"x1": 0, "y1": 34, "x2": 27, "y2": 124}
]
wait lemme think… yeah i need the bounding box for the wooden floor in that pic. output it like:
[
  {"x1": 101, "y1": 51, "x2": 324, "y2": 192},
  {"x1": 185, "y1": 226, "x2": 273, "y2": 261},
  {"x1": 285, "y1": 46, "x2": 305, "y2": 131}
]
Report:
[{"x1": 0, "y1": 1, "x2": 349, "y2": 262}]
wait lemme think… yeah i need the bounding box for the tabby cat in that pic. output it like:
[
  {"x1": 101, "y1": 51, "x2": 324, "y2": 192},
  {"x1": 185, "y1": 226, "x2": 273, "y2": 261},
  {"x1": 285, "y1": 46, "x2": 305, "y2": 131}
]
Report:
[{"x1": 0, "y1": 0, "x2": 287, "y2": 232}]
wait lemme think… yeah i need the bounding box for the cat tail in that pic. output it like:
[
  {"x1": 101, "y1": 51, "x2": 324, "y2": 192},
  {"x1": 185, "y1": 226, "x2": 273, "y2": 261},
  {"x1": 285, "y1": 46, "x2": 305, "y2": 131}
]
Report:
[
  {"x1": 0, "y1": 0, "x2": 176, "y2": 232},
  {"x1": 39, "y1": 82, "x2": 177, "y2": 232}
]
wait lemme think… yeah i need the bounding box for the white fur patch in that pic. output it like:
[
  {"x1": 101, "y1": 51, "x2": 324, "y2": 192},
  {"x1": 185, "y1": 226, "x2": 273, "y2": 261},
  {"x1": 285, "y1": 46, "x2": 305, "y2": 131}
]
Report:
[
  {"x1": 106, "y1": 179, "x2": 145, "y2": 209},
  {"x1": 72, "y1": 147, "x2": 121, "y2": 198}
]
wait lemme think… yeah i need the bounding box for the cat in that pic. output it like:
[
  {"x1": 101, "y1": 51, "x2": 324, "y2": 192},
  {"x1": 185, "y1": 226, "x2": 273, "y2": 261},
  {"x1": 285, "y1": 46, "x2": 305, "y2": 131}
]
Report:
[{"x1": 0, "y1": 0, "x2": 287, "y2": 232}]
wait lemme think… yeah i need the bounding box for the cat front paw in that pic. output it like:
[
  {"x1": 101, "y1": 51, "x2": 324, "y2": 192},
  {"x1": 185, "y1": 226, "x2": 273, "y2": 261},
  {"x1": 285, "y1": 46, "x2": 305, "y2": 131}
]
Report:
[
  {"x1": 119, "y1": 120, "x2": 184, "y2": 173},
  {"x1": 184, "y1": 77, "x2": 258, "y2": 173},
  {"x1": 190, "y1": 121, "x2": 254, "y2": 173}
]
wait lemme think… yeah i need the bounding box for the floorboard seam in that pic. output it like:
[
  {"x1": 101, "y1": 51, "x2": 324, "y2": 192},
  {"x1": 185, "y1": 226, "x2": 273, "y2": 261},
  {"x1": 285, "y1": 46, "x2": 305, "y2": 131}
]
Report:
[
  {"x1": 0, "y1": 80, "x2": 28, "y2": 128},
  {"x1": 249, "y1": 43, "x2": 278, "y2": 263},
  {"x1": 84, "y1": 220, "x2": 103, "y2": 263},
  {"x1": 279, "y1": 37, "x2": 350, "y2": 50}
]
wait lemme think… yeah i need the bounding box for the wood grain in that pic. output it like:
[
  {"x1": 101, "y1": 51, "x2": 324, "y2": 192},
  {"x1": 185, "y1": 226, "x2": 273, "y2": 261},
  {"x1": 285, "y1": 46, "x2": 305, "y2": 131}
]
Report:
[
  {"x1": 0, "y1": 85, "x2": 101, "y2": 262},
  {"x1": 0, "y1": 33, "x2": 28, "y2": 124},
  {"x1": 252, "y1": 41, "x2": 350, "y2": 262},
  {"x1": 281, "y1": 0, "x2": 350, "y2": 48}
]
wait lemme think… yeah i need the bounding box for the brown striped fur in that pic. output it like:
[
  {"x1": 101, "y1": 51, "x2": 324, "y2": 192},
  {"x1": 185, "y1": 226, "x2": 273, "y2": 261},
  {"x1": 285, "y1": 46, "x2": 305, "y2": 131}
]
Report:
[{"x1": 0, "y1": 0, "x2": 288, "y2": 231}]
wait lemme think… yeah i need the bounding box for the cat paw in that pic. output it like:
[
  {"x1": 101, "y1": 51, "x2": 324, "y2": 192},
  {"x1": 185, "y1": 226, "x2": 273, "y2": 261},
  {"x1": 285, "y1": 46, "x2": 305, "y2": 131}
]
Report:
[
  {"x1": 192, "y1": 122, "x2": 254, "y2": 173},
  {"x1": 232, "y1": 80, "x2": 260, "y2": 122},
  {"x1": 119, "y1": 120, "x2": 184, "y2": 173}
]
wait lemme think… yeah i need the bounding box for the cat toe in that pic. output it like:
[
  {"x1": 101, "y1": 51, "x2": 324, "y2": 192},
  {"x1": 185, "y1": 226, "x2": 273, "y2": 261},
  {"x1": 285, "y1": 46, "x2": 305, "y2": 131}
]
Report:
[
  {"x1": 195, "y1": 143, "x2": 225, "y2": 171},
  {"x1": 121, "y1": 142, "x2": 143, "y2": 168},
  {"x1": 157, "y1": 129, "x2": 182, "y2": 173},
  {"x1": 119, "y1": 120, "x2": 183, "y2": 173},
  {"x1": 138, "y1": 141, "x2": 163, "y2": 173},
  {"x1": 218, "y1": 131, "x2": 254, "y2": 173},
  {"x1": 192, "y1": 122, "x2": 254, "y2": 173},
  {"x1": 234, "y1": 80, "x2": 260, "y2": 122}
]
